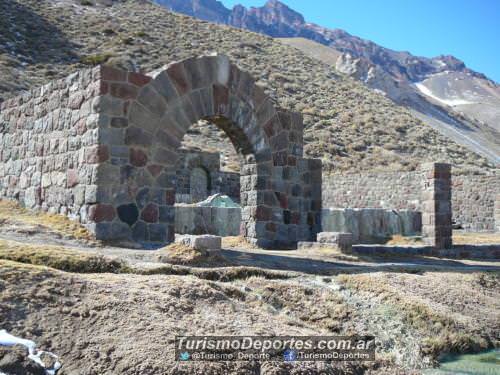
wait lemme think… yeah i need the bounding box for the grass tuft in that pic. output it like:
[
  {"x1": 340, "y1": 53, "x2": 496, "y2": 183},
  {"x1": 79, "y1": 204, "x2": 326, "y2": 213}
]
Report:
[
  {"x1": 0, "y1": 239, "x2": 127, "y2": 273},
  {"x1": 0, "y1": 200, "x2": 95, "y2": 242}
]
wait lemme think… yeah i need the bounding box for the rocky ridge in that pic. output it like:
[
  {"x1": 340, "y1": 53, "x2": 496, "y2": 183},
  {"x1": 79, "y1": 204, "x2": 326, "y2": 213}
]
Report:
[
  {"x1": 155, "y1": 0, "x2": 500, "y2": 164},
  {"x1": 0, "y1": 0, "x2": 495, "y2": 173}
]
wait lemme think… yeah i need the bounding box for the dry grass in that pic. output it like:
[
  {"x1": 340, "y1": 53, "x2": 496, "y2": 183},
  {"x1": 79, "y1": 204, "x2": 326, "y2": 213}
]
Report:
[
  {"x1": 0, "y1": 199, "x2": 94, "y2": 242},
  {"x1": 386, "y1": 235, "x2": 423, "y2": 246},
  {"x1": 386, "y1": 232, "x2": 500, "y2": 246},
  {"x1": 338, "y1": 273, "x2": 494, "y2": 358},
  {"x1": 0, "y1": 239, "x2": 293, "y2": 283},
  {"x1": 0, "y1": 239, "x2": 126, "y2": 273},
  {"x1": 243, "y1": 277, "x2": 352, "y2": 332},
  {"x1": 453, "y1": 232, "x2": 500, "y2": 245},
  {"x1": 222, "y1": 236, "x2": 260, "y2": 249},
  {"x1": 297, "y1": 244, "x2": 363, "y2": 262},
  {"x1": 154, "y1": 242, "x2": 233, "y2": 267}
]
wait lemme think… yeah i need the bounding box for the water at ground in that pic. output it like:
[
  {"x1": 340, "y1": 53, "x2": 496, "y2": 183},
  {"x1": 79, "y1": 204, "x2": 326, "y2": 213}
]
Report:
[{"x1": 423, "y1": 349, "x2": 499, "y2": 375}]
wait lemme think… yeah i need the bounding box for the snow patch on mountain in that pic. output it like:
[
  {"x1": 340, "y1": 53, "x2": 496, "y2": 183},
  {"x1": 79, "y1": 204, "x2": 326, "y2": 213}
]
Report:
[{"x1": 415, "y1": 82, "x2": 474, "y2": 106}]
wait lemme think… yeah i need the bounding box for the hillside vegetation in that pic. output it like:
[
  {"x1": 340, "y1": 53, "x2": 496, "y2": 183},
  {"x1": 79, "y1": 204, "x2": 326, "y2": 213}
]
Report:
[{"x1": 0, "y1": 0, "x2": 494, "y2": 173}]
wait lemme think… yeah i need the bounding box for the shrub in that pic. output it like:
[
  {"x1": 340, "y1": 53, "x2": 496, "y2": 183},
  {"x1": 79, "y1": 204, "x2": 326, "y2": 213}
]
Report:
[{"x1": 80, "y1": 53, "x2": 113, "y2": 65}]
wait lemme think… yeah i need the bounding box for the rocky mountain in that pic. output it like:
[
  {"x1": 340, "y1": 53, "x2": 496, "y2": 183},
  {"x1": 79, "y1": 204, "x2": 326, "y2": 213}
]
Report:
[
  {"x1": 155, "y1": 0, "x2": 500, "y2": 164},
  {"x1": 0, "y1": 0, "x2": 495, "y2": 174}
]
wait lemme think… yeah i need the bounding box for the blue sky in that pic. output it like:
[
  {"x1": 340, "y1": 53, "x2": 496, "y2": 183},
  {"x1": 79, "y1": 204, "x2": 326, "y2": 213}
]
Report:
[{"x1": 221, "y1": 0, "x2": 500, "y2": 83}]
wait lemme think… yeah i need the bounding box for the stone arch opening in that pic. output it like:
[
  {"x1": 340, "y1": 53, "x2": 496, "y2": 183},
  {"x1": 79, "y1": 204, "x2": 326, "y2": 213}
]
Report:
[{"x1": 95, "y1": 54, "x2": 322, "y2": 248}]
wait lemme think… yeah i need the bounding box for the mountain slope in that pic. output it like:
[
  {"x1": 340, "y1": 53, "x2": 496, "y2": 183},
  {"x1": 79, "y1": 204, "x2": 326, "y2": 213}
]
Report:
[
  {"x1": 155, "y1": 0, "x2": 500, "y2": 164},
  {"x1": 0, "y1": 0, "x2": 494, "y2": 174},
  {"x1": 279, "y1": 38, "x2": 500, "y2": 164}
]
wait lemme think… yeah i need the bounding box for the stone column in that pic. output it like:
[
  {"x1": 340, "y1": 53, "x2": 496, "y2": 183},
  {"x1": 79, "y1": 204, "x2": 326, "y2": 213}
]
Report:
[
  {"x1": 421, "y1": 163, "x2": 452, "y2": 249},
  {"x1": 495, "y1": 194, "x2": 500, "y2": 233}
]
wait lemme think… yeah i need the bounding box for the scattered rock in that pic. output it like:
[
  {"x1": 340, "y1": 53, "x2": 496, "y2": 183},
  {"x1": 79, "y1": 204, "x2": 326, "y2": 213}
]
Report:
[{"x1": 176, "y1": 234, "x2": 222, "y2": 253}]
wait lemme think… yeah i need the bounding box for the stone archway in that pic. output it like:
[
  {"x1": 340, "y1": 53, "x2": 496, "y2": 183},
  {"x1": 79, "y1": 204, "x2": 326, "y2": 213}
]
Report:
[{"x1": 95, "y1": 54, "x2": 322, "y2": 248}]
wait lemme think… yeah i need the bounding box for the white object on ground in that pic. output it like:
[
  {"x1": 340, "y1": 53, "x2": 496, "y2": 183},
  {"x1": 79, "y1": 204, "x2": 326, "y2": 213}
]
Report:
[
  {"x1": 0, "y1": 329, "x2": 61, "y2": 375},
  {"x1": 197, "y1": 194, "x2": 240, "y2": 208}
]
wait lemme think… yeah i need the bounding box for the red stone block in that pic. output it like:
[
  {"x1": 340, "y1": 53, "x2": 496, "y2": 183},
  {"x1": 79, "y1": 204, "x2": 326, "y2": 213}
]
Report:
[
  {"x1": 141, "y1": 203, "x2": 159, "y2": 223},
  {"x1": 263, "y1": 117, "x2": 276, "y2": 137},
  {"x1": 67, "y1": 169, "x2": 79, "y2": 188},
  {"x1": 167, "y1": 63, "x2": 190, "y2": 95},
  {"x1": 89, "y1": 204, "x2": 116, "y2": 223},
  {"x1": 85, "y1": 145, "x2": 109, "y2": 164},
  {"x1": 256, "y1": 206, "x2": 272, "y2": 221},
  {"x1": 75, "y1": 118, "x2": 87, "y2": 136},
  {"x1": 275, "y1": 192, "x2": 288, "y2": 209},
  {"x1": 101, "y1": 65, "x2": 127, "y2": 82},
  {"x1": 291, "y1": 211, "x2": 301, "y2": 225},
  {"x1": 165, "y1": 189, "x2": 175, "y2": 205},
  {"x1": 130, "y1": 148, "x2": 148, "y2": 167},
  {"x1": 98, "y1": 145, "x2": 109, "y2": 163},
  {"x1": 128, "y1": 72, "x2": 152, "y2": 87}
]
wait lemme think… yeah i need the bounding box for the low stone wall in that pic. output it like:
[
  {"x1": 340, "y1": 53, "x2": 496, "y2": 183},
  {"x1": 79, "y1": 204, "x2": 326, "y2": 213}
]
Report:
[
  {"x1": 0, "y1": 67, "x2": 101, "y2": 222},
  {"x1": 452, "y1": 175, "x2": 499, "y2": 231},
  {"x1": 323, "y1": 171, "x2": 422, "y2": 211},
  {"x1": 323, "y1": 171, "x2": 499, "y2": 232},
  {"x1": 496, "y1": 195, "x2": 500, "y2": 232},
  {"x1": 174, "y1": 205, "x2": 241, "y2": 236},
  {"x1": 322, "y1": 208, "x2": 422, "y2": 244},
  {"x1": 352, "y1": 244, "x2": 500, "y2": 260}
]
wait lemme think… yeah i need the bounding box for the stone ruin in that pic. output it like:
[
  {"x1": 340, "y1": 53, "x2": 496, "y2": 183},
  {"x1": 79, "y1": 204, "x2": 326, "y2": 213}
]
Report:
[
  {"x1": 0, "y1": 54, "x2": 322, "y2": 249},
  {"x1": 1, "y1": 53, "x2": 492, "y2": 251}
]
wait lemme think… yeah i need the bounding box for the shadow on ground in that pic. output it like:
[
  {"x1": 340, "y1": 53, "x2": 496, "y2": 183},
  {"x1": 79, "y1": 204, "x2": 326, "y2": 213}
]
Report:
[{"x1": 221, "y1": 248, "x2": 500, "y2": 276}]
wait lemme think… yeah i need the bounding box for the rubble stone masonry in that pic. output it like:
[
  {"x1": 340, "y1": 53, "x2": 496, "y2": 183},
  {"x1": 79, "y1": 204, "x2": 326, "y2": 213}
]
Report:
[
  {"x1": 495, "y1": 194, "x2": 500, "y2": 233},
  {"x1": 0, "y1": 67, "x2": 102, "y2": 223},
  {"x1": 420, "y1": 162, "x2": 452, "y2": 249},
  {"x1": 323, "y1": 170, "x2": 499, "y2": 232},
  {"x1": 0, "y1": 55, "x2": 322, "y2": 248}
]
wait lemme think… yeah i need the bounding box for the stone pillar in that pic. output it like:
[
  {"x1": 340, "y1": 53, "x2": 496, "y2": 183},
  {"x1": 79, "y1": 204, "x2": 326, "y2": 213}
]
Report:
[
  {"x1": 495, "y1": 194, "x2": 500, "y2": 233},
  {"x1": 421, "y1": 163, "x2": 452, "y2": 249}
]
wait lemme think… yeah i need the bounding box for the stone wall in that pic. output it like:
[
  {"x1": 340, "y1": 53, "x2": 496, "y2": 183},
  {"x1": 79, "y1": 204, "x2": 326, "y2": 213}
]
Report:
[
  {"x1": 0, "y1": 56, "x2": 322, "y2": 248},
  {"x1": 421, "y1": 162, "x2": 452, "y2": 249},
  {"x1": 175, "y1": 150, "x2": 220, "y2": 203},
  {"x1": 175, "y1": 150, "x2": 240, "y2": 203},
  {"x1": 219, "y1": 170, "x2": 240, "y2": 202},
  {"x1": 452, "y1": 175, "x2": 499, "y2": 231},
  {"x1": 322, "y1": 208, "x2": 421, "y2": 244},
  {"x1": 323, "y1": 171, "x2": 499, "y2": 232},
  {"x1": 495, "y1": 195, "x2": 500, "y2": 232},
  {"x1": 175, "y1": 205, "x2": 241, "y2": 236},
  {"x1": 323, "y1": 171, "x2": 423, "y2": 211},
  {"x1": 0, "y1": 67, "x2": 102, "y2": 222}
]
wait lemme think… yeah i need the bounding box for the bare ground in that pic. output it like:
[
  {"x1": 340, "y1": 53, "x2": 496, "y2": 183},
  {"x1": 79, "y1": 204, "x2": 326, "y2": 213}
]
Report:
[{"x1": 0, "y1": 202, "x2": 499, "y2": 374}]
